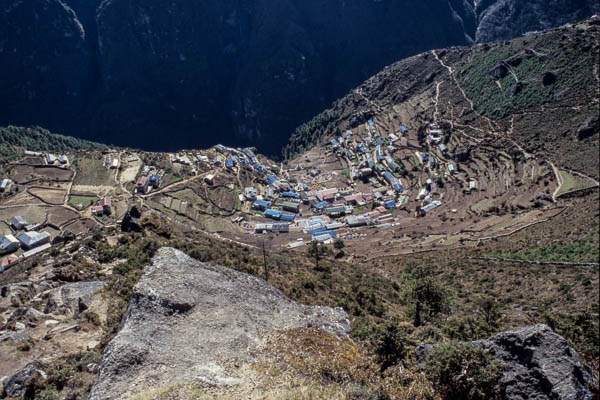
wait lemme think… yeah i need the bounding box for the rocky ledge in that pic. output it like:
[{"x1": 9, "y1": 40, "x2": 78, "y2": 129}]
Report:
[
  {"x1": 89, "y1": 247, "x2": 350, "y2": 400},
  {"x1": 416, "y1": 324, "x2": 597, "y2": 400}
]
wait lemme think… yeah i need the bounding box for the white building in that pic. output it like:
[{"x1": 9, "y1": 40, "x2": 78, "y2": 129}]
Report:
[{"x1": 0, "y1": 235, "x2": 20, "y2": 254}]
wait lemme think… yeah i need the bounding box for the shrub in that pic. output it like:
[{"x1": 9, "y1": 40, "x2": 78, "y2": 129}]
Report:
[
  {"x1": 374, "y1": 322, "x2": 407, "y2": 370},
  {"x1": 425, "y1": 342, "x2": 504, "y2": 400},
  {"x1": 333, "y1": 238, "x2": 345, "y2": 249}
]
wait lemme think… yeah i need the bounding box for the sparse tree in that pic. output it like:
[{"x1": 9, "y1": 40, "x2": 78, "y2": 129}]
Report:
[
  {"x1": 307, "y1": 240, "x2": 328, "y2": 270},
  {"x1": 404, "y1": 264, "x2": 450, "y2": 327},
  {"x1": 475, "y1": 296, "x2": 502, "y2": 330},
  {"x1": 374, "y1": 321, "x2": 407, "y2": 371},
  {"x1": 333, "y1": 238, "x2": 345, "y2": 250},
  {"x1": 261, "y1": 237, "x2": 273, "y2": 281}
]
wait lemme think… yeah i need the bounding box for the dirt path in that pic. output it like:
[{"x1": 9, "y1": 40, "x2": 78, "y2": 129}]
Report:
[
  {"x1": 140, "y1": 174, "x2": 204, "y2": 197},
  {"x1": 355, "y1": 87, "x2": 384, "y2": 114},
  {"x1": 550, "y1": 162, "x2": 563, "y2": 202}
]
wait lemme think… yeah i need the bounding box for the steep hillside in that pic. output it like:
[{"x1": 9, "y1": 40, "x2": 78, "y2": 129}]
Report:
[
  {"x1": 284, "y1": 18, "x2": 600, "y2": 179},
  {"x1": 0, "y1": 126, "x2": 107, "y2": 162},
  {"x1": 1, "y1": 0, "x2": 597, "y2": 155},
  {"x1": 475, "y1": 0, "x2": 600, "y2": 43}
]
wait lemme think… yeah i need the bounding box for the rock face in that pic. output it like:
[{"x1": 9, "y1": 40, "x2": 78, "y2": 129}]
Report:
[
  {"x1": 475, "y1": 0, "x2": 600, "y2": 43},
  {"x1": 417, "y1": 324, "x2": 597, "y2": 400},
  {"x1": 1, "y1": 1, "x2": 597, "y2": 155},
  {"x1": 88, "y1": 247, "x2": 350, "y2": 400}
]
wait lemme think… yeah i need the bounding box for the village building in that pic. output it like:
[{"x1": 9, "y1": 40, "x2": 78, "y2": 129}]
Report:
[
  {"x1": 24, "y1": 151, "x2": 43, "y2": 156},
  {"x1": 345, "y1": 215, "x2": 369, "y2": 227},
  {"x1": 24, "y1": 223, "x2": 41, "y2": 232},
  {"x1": 46, "y1": 154, "x2": 57, "y2": 164},
  {"x1": 0, "y1": 254, "x2": 19, "y2": 270},
  {"x1": 255, "y1": 222, "x2": 289, "y2": 234},
  {"x1": 22, "y1": 243, "x2": 52, "y2": 258},
  {"x1": 279, "y1": 201, "x2": 300, "y2": 213},
  {"x1": 245, "y1": 187, "x2": 258, "y2": 201},
  {"x1": 0, "y1": 234, "x2": 20, "y2": 254},
  {"x1": 11, "y1": 216, "x2": 27, "y2": 230},
  {"x1": 421, "y1": 200, "x2": 442, "y2": 214},
  {"x1": 204, "y1": 174, "x2": 215, "y2": 185},
  {"x1": 325, "y1": 205, "x2": 346, "y2": 218},
  {"x1": 0, "y1": 179, "x2": 12, "y2": 192},
  {"x1": 96, "y1": 197, "x2": 112, "y2": 215},
  {"x1": 252, "y1": 199, "x2": 272, "y2": 211},
  {"x1": 17, "y1": 231, "x2": 51, "y2": 250},
  {"x1": 59, "y1": 155, "x2": 69, "y2": 164},
  {"x1": 148, "y1": 174, "x2": 160, "y2": 188},
  {"x1": 136, "y1": 176, "x2": 149, "y2": 192},
  {"x1": 110, "y1": 157, "x2": 120, "y2": 169}
]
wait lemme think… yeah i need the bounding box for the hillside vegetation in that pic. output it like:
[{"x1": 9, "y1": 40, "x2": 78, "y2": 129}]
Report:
[
  {"x1": 282, "y1": 19, "x2": 600, "y2": 180},
  {"x1": 0, "y1": 126, "x2": 107, "y2": 162}
]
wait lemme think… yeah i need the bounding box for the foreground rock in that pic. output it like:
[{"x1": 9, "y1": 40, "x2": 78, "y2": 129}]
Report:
[
  {"x1": 416, "y1": 324, "x2": 597, "y2": 400},
  {"x1": 89, "y1": 247, "x2": 350, "y2": 400}
]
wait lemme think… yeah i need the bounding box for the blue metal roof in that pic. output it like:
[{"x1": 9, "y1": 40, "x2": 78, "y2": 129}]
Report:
[
  {"x1": 313, "y1": 201, "x2": 329, "y2": 209},
  {"x1": 400, "y1": 126, "x2": 408, "y2": 132},
  {"x1": 313, "y1": 230, "x2": 336, "y2": 239},
  {"x1": 384, "y1": 200, "x2": 396, "y2": 209},
  {"x1": 264, "y1": 209, "x2": 282, "y2": 219},
  {"x1": 306, "y1": 226, "x2": 327, "y2": 235},
  {"x1": 253, "y1": 199, "x2": 271, "y2": 209},
  {"x1": 280, "y1": 213, "x2": 296, "y2": 221},
  {"x1": 368, "y1": 120, "x2": 375, "y2": 126},
  {"x1": 267, "y1": 175, "x2": 278, "y2": 185},
  {"x1": 281, "y1": 191, "x2": 300, "y2": 199},
  {"x1": 393, "y1": 183, "x2": 403, "y2": 192}
]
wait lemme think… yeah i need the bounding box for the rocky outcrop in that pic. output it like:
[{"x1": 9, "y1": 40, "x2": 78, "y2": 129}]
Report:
[
  {"x1": 416, "y1": 324, "x2": 597, "y2": 400},
  {"x1": 475, "y1": 0, "x2": 600, "y2": 43},
  {"x1": 89, "y1": 247, "x2": 350, "y2": 400},
  {"x1": 578, "y1": 115, "x2": 600, "y2": 140},
  {"x1": 2, "y1": 362, "x2": 47, "y2": 398},
  {"x1": 42, "y1": 281, "x2": 105, "y2": 316}
]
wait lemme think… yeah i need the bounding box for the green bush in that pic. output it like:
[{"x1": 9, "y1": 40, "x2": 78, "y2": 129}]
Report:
[
  {"x1": 425, "y1": 342, "x2": 504, "y2": 400},
  {"x1": 374, "y1": 322, "x2": 407, "y2": 369}
]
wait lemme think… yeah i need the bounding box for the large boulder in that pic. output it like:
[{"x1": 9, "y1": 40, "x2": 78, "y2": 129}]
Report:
[
  {"x1": 578, "y1": 115, "x2": 599, "y2": 140},
  {"x1": 89, "y1": 247, "x2": 350, "y2": 400},
  {"x1": 416, "y1": 324, "x2": 597, "y2": 400}
]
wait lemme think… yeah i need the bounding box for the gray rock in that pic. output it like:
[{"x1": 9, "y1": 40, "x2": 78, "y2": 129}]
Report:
[
  {"x1": 43, "y1": 281, "x2": 105, "y2": 316},
  {"x1": 578, "y1": 116, "x2": 599, "y2": 140},
  {"x1": 2, "y1": 362, "x2": 47, "y2": 398},
  {"x1": 416, "y1": 324, "x2": 597, "y2": 400},
  {"x1": 89, "y1": 247, "x2": 350, "y2": 400}
]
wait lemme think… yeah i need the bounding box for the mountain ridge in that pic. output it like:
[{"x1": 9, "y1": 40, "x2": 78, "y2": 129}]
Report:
[{"x1": 1, "y1": 0, "x2": 598, "y2": 155}]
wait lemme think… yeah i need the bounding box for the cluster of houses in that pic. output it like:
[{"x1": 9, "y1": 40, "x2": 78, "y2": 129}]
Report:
[
  {"x1": 231, "y1": 119, "x2": 476, "y2": 243},
  {"x1": 0, "y1": 216, "x2": 53, "y2": 271},
  {"x1": 45, "y1": 153, "x2": 69, "y2": 165},
  {"x1": 170, "y1": 145, "x2": 272, "y2": 176}
]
